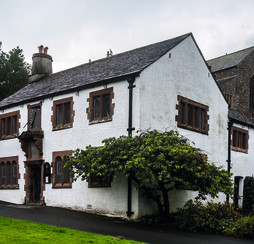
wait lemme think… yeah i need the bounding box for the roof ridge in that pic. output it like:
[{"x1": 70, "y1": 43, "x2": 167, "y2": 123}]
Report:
[{"x1": 208, "y1": 46, "x2": 254, "y2": 62}]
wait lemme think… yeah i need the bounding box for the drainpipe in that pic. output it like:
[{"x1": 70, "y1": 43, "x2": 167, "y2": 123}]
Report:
[
  {"x1": 126, "y1": 76, "x2": 136, "y2": 217},
  {"x1": 227, "y1": 119, "x2": 233, "y2": 202}
]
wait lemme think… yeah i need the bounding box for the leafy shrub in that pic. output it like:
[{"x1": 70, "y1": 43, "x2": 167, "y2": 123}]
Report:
[
  {"x1": 223, "y1": 215, "x2": 254, "y2": 238},
  {"x1": 175, "y1": 200, "x2": 239, "y2": 233}
]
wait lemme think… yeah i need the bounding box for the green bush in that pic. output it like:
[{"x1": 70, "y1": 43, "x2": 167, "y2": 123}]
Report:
[
  {"x1": 175, "y1": 200, "x2": 239, "y2": 233},
  {"x1": 223, "y1": 215, "x2": 254, "y2": 238}
]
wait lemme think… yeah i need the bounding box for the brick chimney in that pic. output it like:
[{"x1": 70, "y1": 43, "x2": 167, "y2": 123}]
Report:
[{"x1": 28, "y1": 45, "x2": 53, "y2": 83}]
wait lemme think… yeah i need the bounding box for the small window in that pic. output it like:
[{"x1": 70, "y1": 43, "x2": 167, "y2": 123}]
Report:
[
  {"x1": 87, "y1": 87, "x2": 114, "y2": 124},
  {"x1": 176, "y1": 96, "x2": 209, "y2": 134},
  {"x1": 52, "y1": 97, "x2": 74, "y2": 130},
  {"x1": 0, "y1": 111, "x2": 20, "y2": 139},
  {"x1": 52, "y1": 151, "x2": 72, "y2": 188},
  {"x1": 88, "y1": 175, "x2": 112, "y2": 188},
  {"x1": 232, "y1": 126, "x2": 249, "y2": 153},
  {"x1": 28, "y1": 104, "x2": 41, "y2": 131},
  {"x1": 224, "y1": 93, "x2": 233, "y2": 108},
  {"x1": 0, "y1": 157, "x2": 19, "y2": 189}
]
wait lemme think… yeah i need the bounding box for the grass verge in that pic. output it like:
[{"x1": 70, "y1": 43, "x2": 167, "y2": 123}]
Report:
[{"x1": 0, "y1": 216, "x2": 145, "y2": 244}]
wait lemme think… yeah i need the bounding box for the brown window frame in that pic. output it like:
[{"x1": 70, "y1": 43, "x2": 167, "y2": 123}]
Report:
[
  {"x1": 87, "y1": 87, "x2": 115, "y2": 124},
  {"x1": 88, "y1": 175, "x2": 112, "y2": 188},
  {"x1": 0, "y1": 111, "x2": 20, "y2": 140},
  {"x1": 51, "y1": 97, "x2": 74, "y2": 131},
  {"x1": 231, "y1": 126, "x2": 249, "y2": 153},
  {"x1": 176, "y1": 96, "x2": 209, "y2": 135},
  {"x1": 27, "y1": 102, "x2": 42, "y2": 131},
  {"x1": 52, "y1": 150, "x2": 72, "y2": 188},
  {"x1": 0, "y1": 156, "x2": 19, "y2": 189}
]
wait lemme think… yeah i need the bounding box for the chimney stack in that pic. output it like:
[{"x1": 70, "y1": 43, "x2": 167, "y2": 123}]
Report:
[{"x1": 28, "y1": 45, "x2": 53, "y2": 83}]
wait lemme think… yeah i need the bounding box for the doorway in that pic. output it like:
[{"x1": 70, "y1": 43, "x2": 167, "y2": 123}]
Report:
[{"x1": 25, "y1": 162, "x2": 43, "y2": 204}]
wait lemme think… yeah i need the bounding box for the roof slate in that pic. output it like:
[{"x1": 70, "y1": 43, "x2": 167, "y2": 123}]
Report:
[
  {"x1": 207, "y1": 46, "x2": 254, "y2": 72},
  {"x1": 0, "y1": 33, "x2": 191, "y2": 109}
]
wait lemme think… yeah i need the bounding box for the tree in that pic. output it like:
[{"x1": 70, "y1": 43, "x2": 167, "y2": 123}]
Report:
[
  {"x1": 0, "y1": 44, "x2": 30, "y2": 101},
  {"x1": 66, "y1": 130, "x2": 233, "y2": 217}
]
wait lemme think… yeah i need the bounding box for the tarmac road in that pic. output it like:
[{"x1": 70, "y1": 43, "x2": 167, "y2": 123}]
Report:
[{"x1": 0, "y1": 201, "x2": 253, "y2": 244}]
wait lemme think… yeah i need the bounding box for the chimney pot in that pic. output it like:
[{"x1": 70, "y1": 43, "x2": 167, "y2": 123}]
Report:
[
  {"x1": 44, "y1": 47, "x2": 48, "y2": 54},
  {"x1": 38, "y1": 45, "x2": 44, "y2": 53}
]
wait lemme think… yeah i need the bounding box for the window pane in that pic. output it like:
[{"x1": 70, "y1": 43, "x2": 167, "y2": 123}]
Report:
[
  {"x1": 63, "y1": 159, "x2": 70, "y2": 184},
  {"x1": 187, "y1": 105, "x2": 192, "y2": 126},
  {"x1": 7, "y1": 117, "x2": 11, "y2": 135},
  {"x1": 12, "y1": 161, "x2": 17, "y2": 185},
  {"x1": 56, "y1": 157, "x2": 62, "y2": 183},
  {"x1": 1, "y1": 163, "x2": 5, "y2": 185},
  {"x1": 233, "y1": 130, "x2": 237, "y2": 147},
  {"x1": 6, "y1": 162, "x2": 11, "y2": 185},
  {"x1": 30, "y1": 106, "x2": 41, "y2": 130},
  {"x1": 180, "y1": 102, "x2": 185, "y2": 124},
  {"x1": 102, "y1": 94, "x2": 110, "y2": 117},
  {"x1": 194, "y1": 107, "x2": 198, "y2": 128},
  {"x1": 242, "y1": 133, "x2": 246, "y2": 149},
  {"x1": 1, "y1": 119, "x2": 5, "y2": 136},
  {"x1": 12, "y1": 116, "x2": 17, "y2": 134},
  {"x1": 93, "y1": 96, "x2": 101, "y2": 119},
  {"x1": 64, "y1": 102, "x2": 71, "y2": 124},
  {"x1": 56, "y1": 104, "x2": 63, "y2": 126},
  {"x1": 200, "y1": 109, "x2": 204, "y2": 130},
  {"x1": 238, "y1": 132, "x2": 241, "y2": 148}
]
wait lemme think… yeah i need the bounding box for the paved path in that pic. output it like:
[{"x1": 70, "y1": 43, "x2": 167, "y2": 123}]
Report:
[{"x1": 0, "y1": 201, "x2": 253, "y2": 244}]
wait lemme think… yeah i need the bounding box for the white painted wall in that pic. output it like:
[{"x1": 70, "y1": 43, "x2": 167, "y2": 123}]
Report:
[{"x1": 135, "y1": 36, "x2": 228, "y2": 212}]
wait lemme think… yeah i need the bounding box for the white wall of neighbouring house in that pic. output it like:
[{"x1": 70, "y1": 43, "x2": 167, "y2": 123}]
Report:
[
  {"x1": 230, "y1": 122, "x2": 254, "y2": 207},
  {"x1": 135, "y1": 35, "x2": 229, "y2": 212}
]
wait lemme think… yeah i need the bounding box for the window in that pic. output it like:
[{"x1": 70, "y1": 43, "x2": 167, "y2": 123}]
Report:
[
  {"x1": 224, "y1": 93, "x2": 233, "y2": 108},
  {"x1": 28, "y1": 103, "x2": 41, "y2": 131},
  {"x1": 52, "y1": 151, "x2": 72, "y2": 188},
  {"x1": 52, "y1": 97, "x2": 74, "y2": 130},
  {"x1": 0, "y1": 111, "x2": 20, "y2": 139},
  {"x1": 88, "y1": 175, "x2": 112, "y2": 188},
  {"x1": 176, "y1": 96, "x2": 209, "y2": 134},
  {"x1": 87, "y1": 87, "x2": 115, "y2": 124},
  {"x1": 0, "y1": 156, "x2": 19, "y2": 189},
  {"x1": 232, "y1": 126, "x2": 248, "y2": 153}
]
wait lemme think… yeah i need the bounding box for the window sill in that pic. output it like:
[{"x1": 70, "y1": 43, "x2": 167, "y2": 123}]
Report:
[
  {"x1": 52, "y1": 123, "x2": 73, "y2": 131},
  {"x1": 0, "y1": 185, "x2": 19, "y2": 189},
  {"x1": 89, "y1": 117, "x2": 112, "y2": 125},
  {"x1": 0, "y1": 134, "x2": 18, "y2": 140},
  {"x1": 52, "y1": 183, "x2": 72, "y2": 188},
  {"x1": 232, "y1": 147, "x2": 248, "y2": 154},
  {"x1": 177, "y1": 123, "x2": 208, "y2": 135}
]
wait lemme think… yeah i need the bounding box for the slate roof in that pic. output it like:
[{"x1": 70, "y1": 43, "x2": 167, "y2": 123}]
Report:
[
  {"x1": 0, "y1": 33, "x2": 191, "y2": 109},
  {"x1": 229, "y1": 109, "x2": 254, "y2": 128},
  {"x1": 207, "y1": 46, "x2": 254, "y2": 72}
]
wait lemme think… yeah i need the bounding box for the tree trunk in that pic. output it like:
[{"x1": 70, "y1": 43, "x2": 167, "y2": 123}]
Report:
[{"x1": 158, "y1": 181, "x2": 170, "y2": 218}]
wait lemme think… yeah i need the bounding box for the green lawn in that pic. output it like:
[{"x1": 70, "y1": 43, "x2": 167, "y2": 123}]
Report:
[{"x1": 0, "y1": 217, "x2": 145, "y2": 244}]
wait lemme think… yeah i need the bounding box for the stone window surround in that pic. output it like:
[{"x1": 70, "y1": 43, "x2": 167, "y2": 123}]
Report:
[
  {"x1": 231, "y1": 126, "x2": 249, "y2": 153},
  {"x1": 0, "y1": 110, "x2": 20, "y2": 140},
  {"x1": 52, "y1": 150, "x2": 72, "y2": 188},
  {"x1": 175, "y1": 95, "x2": 209, "y2": 135},
  {"x1": 0, "y1": 156, "x2": 19, "y2": 189},
  {"x1": 27, "y1": 102, "x2": 42, "y2": 131},
  {"x1": 87, "y1": 87, "x2": 115, "y2": 124},
  {"x1": 51, "y1": 97, "x2": 75, "y2": 131}
]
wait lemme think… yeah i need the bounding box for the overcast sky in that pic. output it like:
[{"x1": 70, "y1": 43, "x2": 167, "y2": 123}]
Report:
[{"x1": 1, "y1": 0, "x2": 254, "y2": 72}]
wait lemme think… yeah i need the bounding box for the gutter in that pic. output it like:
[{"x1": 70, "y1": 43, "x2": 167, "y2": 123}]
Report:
[{"x1": 126, "y1": 75, "x2": 136, "y2": 217}]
